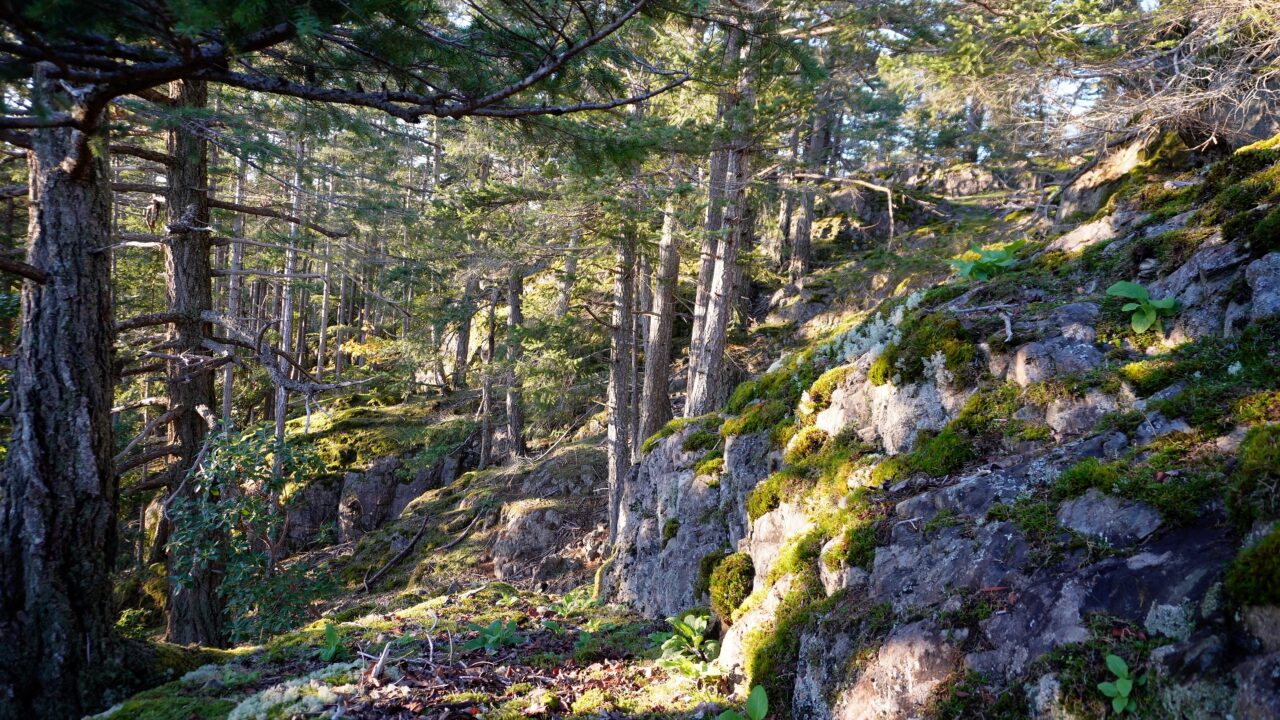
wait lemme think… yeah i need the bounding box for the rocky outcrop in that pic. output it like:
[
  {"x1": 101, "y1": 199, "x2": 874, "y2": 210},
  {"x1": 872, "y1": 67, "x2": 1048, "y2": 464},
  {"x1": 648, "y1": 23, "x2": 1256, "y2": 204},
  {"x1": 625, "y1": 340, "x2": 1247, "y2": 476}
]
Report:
[
  {"x1": 609, "y1": 429, "x2": 778, "y2": 618},
  {"x1": 490, "y1": 445, "x2": 607, "y2": 589},
  {"x1": 289, "y1": 435, "x2": 474, "y2": 549}
]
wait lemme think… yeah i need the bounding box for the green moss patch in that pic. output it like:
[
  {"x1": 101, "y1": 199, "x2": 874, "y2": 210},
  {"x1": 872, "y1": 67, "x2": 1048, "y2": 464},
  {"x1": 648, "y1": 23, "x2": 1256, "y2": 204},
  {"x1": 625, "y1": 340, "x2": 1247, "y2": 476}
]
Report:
[
  {"x1": 708, "y1": 552, "x2": 754, "y2": 621},
  {"x1": 1228, "y1": 424, "x2": 1280, "y2": 529},
  {"x1": 870, "y1": 313, "x2": 977, "y2": 387},
  {"x1": 1227, "y1": 526, "x2": 1280, "y2": 607}
]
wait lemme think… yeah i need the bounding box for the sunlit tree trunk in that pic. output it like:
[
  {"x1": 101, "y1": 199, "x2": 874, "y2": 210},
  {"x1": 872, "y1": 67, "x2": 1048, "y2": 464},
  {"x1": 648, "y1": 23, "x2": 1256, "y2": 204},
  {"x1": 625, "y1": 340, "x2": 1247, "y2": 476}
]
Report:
[
  {"x1": 607, "y1": 230, "x2": 635, "y2": 544},
  {"x1": 506, "y1": 268, "x2": 527, "y2": 458},
  {"x1": 640, "y1": 198, "x2": 679, "y2": 441}
]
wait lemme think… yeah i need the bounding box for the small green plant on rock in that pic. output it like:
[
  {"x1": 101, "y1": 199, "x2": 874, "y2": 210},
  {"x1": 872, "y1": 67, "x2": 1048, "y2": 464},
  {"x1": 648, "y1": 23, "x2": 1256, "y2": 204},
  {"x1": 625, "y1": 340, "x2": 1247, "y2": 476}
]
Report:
[
  {"x1": 948, "y1": 241, "x2": 1025, "y2": 281},
  {"x1": 318, "y1": 622, "x2": 346, "y2": 662},
  {"x1": 1106, "y1": 281, "x2": 1178, "y2": 334},
  {"x1": 717, "y1": 685, "x2": 768, "y2": 720},
  {"x1": 463, "y1": 619, "x2": 524, "y2": 654},
  {"x1": 1097, "y1": 653, "x2": 1144, "y2": 714},
  {"x1": 650, "y1": 611, "x2": 722, "y2": 683}
]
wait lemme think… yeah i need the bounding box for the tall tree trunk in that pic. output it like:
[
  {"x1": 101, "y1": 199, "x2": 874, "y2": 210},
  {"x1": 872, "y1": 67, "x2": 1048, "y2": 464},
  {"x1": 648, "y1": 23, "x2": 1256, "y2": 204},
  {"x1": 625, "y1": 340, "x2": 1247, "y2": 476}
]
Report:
[
  {"x1": 162, "y1": 78, "x2": 223, "y2": 647},
  {"x1": 640, "y1": 199, "x2": 679, "y2": 441},
  {"x1": 274, "y1": 138, "x2": 305, "y2": 457},
  {"x1": 453, "y1": 273, "x2": 478, "y2": 390},
  {"x1": 555, "y1": 234, "x2": 578, "y2": 319},
  {"x1": 687, "y1": 32, "x2": 754, "y2": 417},
  {"x1": 789, "y1": 82, "x2": 832, "y2": 284},
  {"x1": 0, "y1": 68, "x2": 119, "y2": 719},
  {"x1": 477, "y1": 287, "x2": 497, "y2": 470},
  {"x1": 688, "y1": 26, "x2": 743, "y2": 396},
  {"x1": 505, "y1": 269, "x2": 527, "y2": 458},
  {"x1": 606, "y1": 231, "x2": 635, "y2": 544},
  {"x1": 315, "y1": 239, "x2": 331, "y2": 378},
  {"x1": 221, "y1": 156, "x2": 247, "y2": 429}
]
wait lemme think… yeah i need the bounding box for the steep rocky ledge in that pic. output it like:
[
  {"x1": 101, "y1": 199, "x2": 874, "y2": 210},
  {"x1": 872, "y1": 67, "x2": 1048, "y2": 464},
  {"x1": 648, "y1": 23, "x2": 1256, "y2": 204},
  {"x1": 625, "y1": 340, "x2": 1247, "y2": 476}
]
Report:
[{"x1": 608, "y1": 139, "x2": 1280, "y2": 719}]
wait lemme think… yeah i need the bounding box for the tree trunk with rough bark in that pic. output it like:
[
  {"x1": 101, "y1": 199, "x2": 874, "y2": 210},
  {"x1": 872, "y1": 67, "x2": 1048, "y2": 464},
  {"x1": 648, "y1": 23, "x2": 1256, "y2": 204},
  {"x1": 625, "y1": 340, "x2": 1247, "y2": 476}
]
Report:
[
  {"x1": 789, "y1": 84, "x2": 832, "y2": 284},
  {"x1": 0, "y1": 68, "x2": 121, "y2": 720},
  {"x1": 606, "y1": 231, "x2": 635, "y2": 544},
  {"x1": 687, "y1": 33, "x2": 754, "y2": 417},
  {"x1": 506, "y1": 269, "x2": 526, "y2": 458},
  {"x1": 640, "y1": 199, "x2": 680, "y2": 442},
  {"x1": 162, "y1": 78, "x2": 223, "y2": 647},
  {"x1": 688, "y1": 27, "x2": 743, "y2": 392},
  {"x1": 453, "y1": 273, "x2": 478, "y2": 390}
]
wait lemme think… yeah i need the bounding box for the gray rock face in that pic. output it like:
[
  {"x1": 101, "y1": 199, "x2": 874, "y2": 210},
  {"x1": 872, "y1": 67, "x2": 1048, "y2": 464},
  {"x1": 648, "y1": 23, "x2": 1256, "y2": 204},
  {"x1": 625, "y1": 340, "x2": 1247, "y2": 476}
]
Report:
[
  {"x1": 1045, "y1": 390, "x2": 1120, "y2": 437},
  {"x1": 492, "y1": 505, "x2": 566, "y2": 581},
  {"x1": 338, "y1": 456, "x2": 402, "y2": 542},
  {"x1": 1237, "y1": 652, "x2": 1280, "y2": 720},
  {"x1": 814, "y1": 353, "x2": 968, "y2": 455},
  {"x1": 719, "y1": 574, "x2": 793, "y2": 685},
  {"x1": 829, "y1": 621, "x2": 959, "y2": 720},
  {"x1": 975, "y1": 524, "x2": 1233, "y2": 676},
  {"x1": 1055, "y1": 489, "x2": 1162, "y2": 547},
  {"x1": 1247, "y1": 252, "x2": 1280, "y2": 322},
  {"x1": 996, "y1": 303, "x2": 1104, "y2": 388},
  {"x1": 1047, "y1": 211, "x2": 1145, "y2": 254},
  {"x1": 872, "y1": 519, "x2": 1030, "y2": 613},
  {"x1": 609, "y1": 428, "x2": 776, "y2": 618},
  {"x1": 1057, "y1": 135, "x2": 1153, "y2": 221},
  {"x1": 747, "y1": 502, "x2": 813, "y2": 591},
  {"x1": 1149, "y1": 234, "x2": 1251, "y2": 343}
]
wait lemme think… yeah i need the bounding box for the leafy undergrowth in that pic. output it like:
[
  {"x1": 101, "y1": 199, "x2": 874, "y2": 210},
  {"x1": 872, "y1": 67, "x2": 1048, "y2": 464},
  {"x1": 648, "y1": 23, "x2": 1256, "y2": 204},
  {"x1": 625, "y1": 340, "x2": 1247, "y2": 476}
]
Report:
[{"x1": 97, "y1": 584, "x2": 748, "y2": 720}]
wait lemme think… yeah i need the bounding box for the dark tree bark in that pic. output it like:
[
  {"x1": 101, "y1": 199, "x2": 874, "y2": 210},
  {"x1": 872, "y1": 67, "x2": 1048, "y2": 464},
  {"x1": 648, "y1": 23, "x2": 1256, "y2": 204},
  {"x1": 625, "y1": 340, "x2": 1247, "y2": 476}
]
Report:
[
  {"x1": 0, "y1": 67, "x2": 121, "y2": 720},
  {"x1": 161, "y1": 78, "x2": 224, "y2": 647},
  {"x1": 640, "y1": 198, "x2": 679, "y2": 442},
  {"x1": 477, "y1": 286, "x2": 498, "y2": 470},
  {"x1": 606, "y1": 230, "x2": 635, "y2": 544},
  {"x1": 506, "y1": 268, "x2": 527, "y2": 458}
]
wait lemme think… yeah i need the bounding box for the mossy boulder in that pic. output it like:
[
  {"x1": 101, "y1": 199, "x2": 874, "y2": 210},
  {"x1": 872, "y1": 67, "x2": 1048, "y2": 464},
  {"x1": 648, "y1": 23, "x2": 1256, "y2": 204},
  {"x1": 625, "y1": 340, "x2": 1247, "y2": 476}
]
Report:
[
  {"x1": 709, "y1": 552, "x2": 755, "y2": 621},
  {"x1": 1228, "y1": 526, "x2": 1280, "y2": 607},
  {"x1": 1229, "y1": 424, "x2": 1280, "y2": 529}
]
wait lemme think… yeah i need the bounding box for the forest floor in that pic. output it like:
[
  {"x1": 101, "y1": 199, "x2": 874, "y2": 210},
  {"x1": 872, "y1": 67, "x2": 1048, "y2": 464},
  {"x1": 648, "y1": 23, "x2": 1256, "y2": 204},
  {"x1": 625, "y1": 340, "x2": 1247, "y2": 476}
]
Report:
[{"x1": 106, "y1": 582, "x2": 739, "y2": 719}]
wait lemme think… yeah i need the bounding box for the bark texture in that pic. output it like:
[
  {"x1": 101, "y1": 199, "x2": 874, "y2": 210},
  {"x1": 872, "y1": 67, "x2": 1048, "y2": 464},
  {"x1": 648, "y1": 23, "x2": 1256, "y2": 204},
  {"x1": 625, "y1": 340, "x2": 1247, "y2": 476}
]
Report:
[
  {"x1": 606, "y1": 231, "x2": 636, "y2": 544},
  {"x1": 506, "y1": 269, "x2": 527, "y2": 458},
  {"x1": 162, "y1": 78, "x2": 223, "y2": 647},
  {"x1": 640, "y1": 199, "x2": 679, "y2": 442},
  {"x1": 0, "y1": 76, "x2": 120, "y2": 719}
]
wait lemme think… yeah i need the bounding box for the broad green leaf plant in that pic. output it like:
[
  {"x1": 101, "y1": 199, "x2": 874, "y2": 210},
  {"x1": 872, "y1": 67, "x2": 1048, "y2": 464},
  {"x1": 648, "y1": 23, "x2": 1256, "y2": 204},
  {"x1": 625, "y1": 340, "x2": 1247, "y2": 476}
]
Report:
[
  {"x1": 649, "y1": 611, "x2": 722, "y2": 683},
  {"x1": 463, "y1": 619, "x2": 525, "y2": 654},
  {"x1": 948, "y1": 240, "x2": 1025, "y2": 281},
  {"x1": 1097, "y1": 653, "x2": 1145, "y2": 714},
  {"x1": 1107, "y1": 281, "x2": 1179, "y2": 334},
  {"x1": 718, "y1": 685, "x2": 769, "y2": 720}
]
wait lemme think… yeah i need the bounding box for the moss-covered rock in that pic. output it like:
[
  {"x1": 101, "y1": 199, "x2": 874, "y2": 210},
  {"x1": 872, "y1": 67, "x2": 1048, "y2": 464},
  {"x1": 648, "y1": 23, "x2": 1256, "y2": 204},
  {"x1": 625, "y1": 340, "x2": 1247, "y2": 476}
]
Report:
[
  {"x1": 709, "y1": 552, "x2": 754, "y2": 621},
  {"x1": 1227, "y1": 526, "x2": 1280, "y2": 607},
  {"x1": 1229, "y1": 424, "x2": 1280, "y2": 529}
]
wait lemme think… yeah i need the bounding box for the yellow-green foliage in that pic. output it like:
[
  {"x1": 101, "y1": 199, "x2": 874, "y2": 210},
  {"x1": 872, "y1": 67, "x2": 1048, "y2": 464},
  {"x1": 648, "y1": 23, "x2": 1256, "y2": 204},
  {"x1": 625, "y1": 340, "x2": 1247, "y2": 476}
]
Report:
[
  {"x1": 870, "y1": 428, "x2": 974, "y2": 486},
  {"x1": 93, "y1": 697, "x2": 235, "y2": 720},
  {"x1": 571, "y1": 688, "x2": 613, "y2": 714},
  {"x1": 808, "y1": 366, "x2": 854, "y2": 413},
  {"x1": 1227, "y1": 526, "x2": 1280, "y2": 607},
  {"x1": 1053, "y1": 455, "x2": 1220, "y2": 526},
  {"x1": 747, "y1": 433, "x2": 871, "y2": 520},
  {"x1": 294, "y1": 403, "x2": 460, "y2": 475},
  {"x1": 721, "y1": 400, "x2": 791, "y2": 439},
  {"x1": 726, "y1": 349, "x2": 823, "y2": 416},
  {"x1": 1229, "y1": 425, "x2": 1280, "y2": 529},
  {"x1": 870, "y1": 313, "x2": 976, "y2": 387},
  {"x1": 642, "y1": 414, "x2": 719, "y2": 454},
  {"x1": 693, "y1": 450, "x2": 724, "y2": 478},
  {"x1": 1199, "y1": 132, "x2": 1280, "y2": 253},
  {"x1": 783, "y1": 426, "x2": 828, "y2": 465},
  {"x1": 709, "y1": 552, "x2": 754, "y2": 620},
  {"x1": 662, "y1": 518, "x2": 680, "y2": 546}
]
